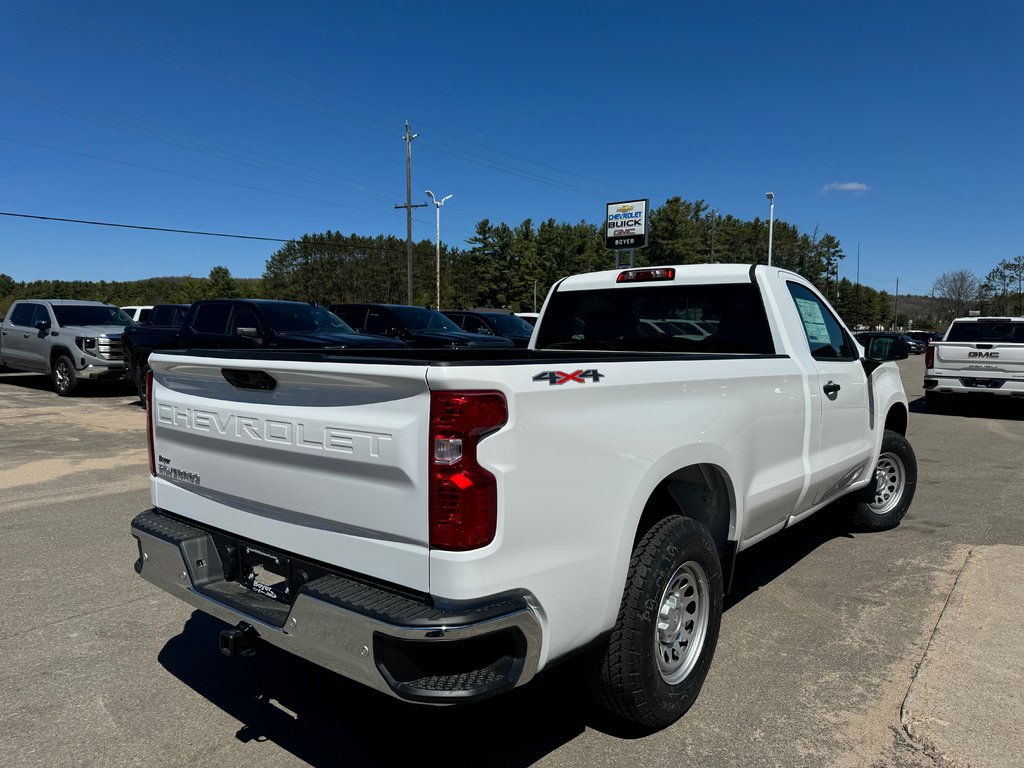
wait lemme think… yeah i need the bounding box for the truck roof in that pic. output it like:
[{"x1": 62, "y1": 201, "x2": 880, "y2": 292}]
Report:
[
  {"x1": 556, "y1": 263, "x2": 771, "y2": 291},
  {"x1": 17, "y1": 299, "x2": 114, "y2": 306},
  {"x1": 950, "y1": 316, "x2": 1024, "y2": 322}
]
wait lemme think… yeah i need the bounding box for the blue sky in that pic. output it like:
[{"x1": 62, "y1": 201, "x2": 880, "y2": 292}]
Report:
[{"x1": 1, "y1": 1, "x2": 1021, "y2": 296}]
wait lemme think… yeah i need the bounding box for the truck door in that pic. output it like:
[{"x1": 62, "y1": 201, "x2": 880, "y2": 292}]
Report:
[
  {"x1": 786, "y1": 282, "x2": 873, "y2": 507},
  {"x1": 2, "y1": 303, "x2": 48, "y2": 372}
]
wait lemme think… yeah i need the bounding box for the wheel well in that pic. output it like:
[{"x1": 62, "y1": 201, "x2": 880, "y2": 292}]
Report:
[
  {"x1": 50, "y1": 346, "x2": 74, "y2": 368},
  {"x1": 634, "y1": 464, "x2": 733, "y2": 563},
  {"x1": 885, "y1": 404, "x2": 908, "y2": 436}
]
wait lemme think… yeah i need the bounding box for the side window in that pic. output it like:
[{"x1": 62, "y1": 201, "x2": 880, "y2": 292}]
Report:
[
  {"x1": 229, "y1": 306, "x2": 261, "y2": 335},
  {"x1": 191, "y1": 304, "x2": 231, "y2": 335},
  {"x1": 365, "y1": 309, "x2": 398, "y2": 336},
  {"x1": 138, "y1": 308, "x2": 151, "y2": 323},
  {"x1": 787, "y1": 282, "x2": 857, "y2": 360},
  {"x1": 462, "y1": 317, "x2": 485, "y2": 334},
  {"x1": 9, "y1": 303, "x2": 36, "y2": 327},
  {"x1": 31, "y1": 305, "x2": 52, "y2": 327}
]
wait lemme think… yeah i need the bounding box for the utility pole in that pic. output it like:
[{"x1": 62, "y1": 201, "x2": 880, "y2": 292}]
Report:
[
  {"x1": 856, "y1": 242, "x2": 861, "y2": 329},
  {"x1": 893, "y1": 277, "x2": 900, "y2": 330},
  {"x1": 425, "y1": 190, "x2": 452, "y2": 310},
  {"x1": 765, "y1": 192, "x2": 775, "y2": 266},
  {"x1": 395, "y1": 121, "x2": 427, "y2": 305},
  {"x1": 709, "y1": 208, "x2": 717, "y2": 263}
]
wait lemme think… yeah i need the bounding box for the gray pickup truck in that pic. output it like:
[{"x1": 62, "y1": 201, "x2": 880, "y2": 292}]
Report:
[{"x1": 0, "y1": 299, "x2": 133, "y2": 395}]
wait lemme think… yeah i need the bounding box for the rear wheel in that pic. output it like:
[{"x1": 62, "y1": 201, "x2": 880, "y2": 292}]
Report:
[
  {"x1": 853, "y1": 430, "x2": 917, "y2": 530},
  {"x1": 52, "y1": 355, "x2": 78, "y2": 396},
  {"x1": 588, "y1": 516, "x2": 723, "y2": 729},
  {"x1": 135, "y1": 363, "x2": 150, "y2": 407}
]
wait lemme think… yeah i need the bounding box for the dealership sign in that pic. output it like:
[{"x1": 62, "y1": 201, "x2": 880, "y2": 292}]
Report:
[{"x1": 605, "y1": 199, "x2": 648, "y2": 250}]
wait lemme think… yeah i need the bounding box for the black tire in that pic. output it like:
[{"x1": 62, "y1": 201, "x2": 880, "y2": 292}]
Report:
[
  {"x1": 136, "y1": 363, "x2": 150, "y2": 407},
  {"x1": 589, "y1": 516, "x2": 723, "y2": 729},
  {"x1": 925, "y1": 391, "x2": 946, "y2": 413},
  {"x1": 852, "y1": 429, "x2": 917, "y2": 530},
  {"x1": 51, "y1": 354, "x2": 78, "y2": 396}
]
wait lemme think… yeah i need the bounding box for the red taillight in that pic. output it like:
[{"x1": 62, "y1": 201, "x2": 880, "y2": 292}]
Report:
[
  {"x1": 925, "y1": 346, "x2": 934, "y2": 369},
  {"x1": 616, "y1": 267, "x2": 675, "y2": 283},
  {"x1": 146, "y1": 370, "x2": 156, "y2": 476},
  {"x1": 429, "y1": 391, "x2": 508, "y2": 551}
]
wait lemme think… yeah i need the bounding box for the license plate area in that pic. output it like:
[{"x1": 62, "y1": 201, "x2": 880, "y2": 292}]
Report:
[
  {"x1": 241, "y1": 546, "x2": 292, "y2": 604},
  {"x1": 962, "y1": 378, "x2": 1004, "y2": 389}
]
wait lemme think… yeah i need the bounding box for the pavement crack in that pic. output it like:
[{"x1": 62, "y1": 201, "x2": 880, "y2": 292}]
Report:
[
  {"x1": 14, "y1": 595, "x2": 156, "y2": 638},
  {"x1": 898, "y1": 548, "x2": 974, "y2": 768}
]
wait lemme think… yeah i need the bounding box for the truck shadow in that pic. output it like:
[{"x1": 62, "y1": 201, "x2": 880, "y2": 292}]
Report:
[
  {"x1": 0, "y1": 371, "x2": 137, "y2": 398},
  {"x1": 724, "y1": 506, "x2": 855, "y2": 610},
  {"x1": 158, "y1": 511, "x2": 858, "y2": 762},
  {"x1": 159, "y1": 612, "x2": 594, "y2": 766},
  {"x1": 910, "y1": 393, "x2": 1024, "y2": 421}
]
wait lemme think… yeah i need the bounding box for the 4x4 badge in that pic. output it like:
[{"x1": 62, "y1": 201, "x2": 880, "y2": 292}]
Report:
[{"x1": 533, "y1": 369, "x2": 604, "y2": 385}]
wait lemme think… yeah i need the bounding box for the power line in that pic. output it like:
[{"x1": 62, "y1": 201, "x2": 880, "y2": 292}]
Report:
[
  {"x1": 0, "y1": 210, "x2": 471, "y2": 255},
  {"x1": 0, "y1": 211, "x2": 290, "y2": 241}
]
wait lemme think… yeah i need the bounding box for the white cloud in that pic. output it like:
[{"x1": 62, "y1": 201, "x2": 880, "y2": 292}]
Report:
[{"x1": 821, "y1": 181, "x2": 870, "y2": 193}]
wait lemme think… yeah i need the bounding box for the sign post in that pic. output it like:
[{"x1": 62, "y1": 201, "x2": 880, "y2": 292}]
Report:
[{"x1": 605, "y1": 199, "x2": 648, "y2": 268}]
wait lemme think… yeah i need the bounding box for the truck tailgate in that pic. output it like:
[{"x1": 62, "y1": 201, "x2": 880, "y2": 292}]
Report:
[
  {"x1": 148, "y1": 354, "x2": 431, "y2": 591},
  {"x1": 934, "y1": 342, "x2": 1024, "y2": 373}
]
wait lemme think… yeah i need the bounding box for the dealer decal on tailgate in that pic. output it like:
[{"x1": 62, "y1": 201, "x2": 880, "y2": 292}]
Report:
[{"x1": 532, "y1": 369, "x2": 604, "y2": 385}]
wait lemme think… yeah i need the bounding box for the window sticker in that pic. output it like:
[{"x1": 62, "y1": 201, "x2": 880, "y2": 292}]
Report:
[{"x1": 794, "y1": 298, "x2": 831, "y2": 345}]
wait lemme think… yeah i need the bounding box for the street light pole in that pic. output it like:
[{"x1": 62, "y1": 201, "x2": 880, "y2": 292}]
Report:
[
  {"x1": 765, "y1": 192, "x2": 775, "y2": 266},
  {"x1": 425, "y1": 190, "x2": 452, "y2": 310}
]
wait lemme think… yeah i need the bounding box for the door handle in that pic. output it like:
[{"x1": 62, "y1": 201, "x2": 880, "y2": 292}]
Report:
[{"x1": 823, "y1": 381, "x2": 841, "y2": 398}]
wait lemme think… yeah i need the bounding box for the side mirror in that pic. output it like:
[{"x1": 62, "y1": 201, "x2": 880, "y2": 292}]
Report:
[
  {"x1": 236, "y1": 327, "x2": 261, "y2": 339},
  {"x1": 862, "y1": 333, "x2": 908, "y2": 374},
  {"x1": 35, "y1": 319, "x2": 51, "y2": 332}
]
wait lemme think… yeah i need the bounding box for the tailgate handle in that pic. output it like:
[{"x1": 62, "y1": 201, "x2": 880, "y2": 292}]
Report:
[{"x1": 222, "y1": 369, "x2": 277, "y2": 391}]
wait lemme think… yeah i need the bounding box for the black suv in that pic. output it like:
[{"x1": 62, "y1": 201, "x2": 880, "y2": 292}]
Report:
[
  {"x1": 442, "y1": 310, "x2": 535, "y2": 348},
  {"x1": 330, "y1": 304, "x2": 515, "y2": 349}
]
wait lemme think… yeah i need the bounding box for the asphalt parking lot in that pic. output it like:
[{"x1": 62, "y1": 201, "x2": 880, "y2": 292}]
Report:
[{"x1": 1, "y1": 359, "x2": 1022, "y2": 768}]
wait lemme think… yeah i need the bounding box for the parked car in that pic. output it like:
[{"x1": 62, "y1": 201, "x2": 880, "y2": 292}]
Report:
[
  {"x1": 330, "y1": 303, "x2": 515, "y2": 349},
  {"x1": 907, "y1": 330, "x2": 943, "y2": 345},
  {"x1": 0, "y1": 299, "x2": 133, "y2": 395},
  {"x1": 133, "y1": 264, "x2": 914, "y2": 729},
  {"x1": 121, "y1": 305, "x2": 155, "y2": 323},
  {"x1": 515, "y1": 312, "x2": 539, "y2": 326},
  {"x1": 144, "y1": 303, "x2": 191, "y2": 328},
  {"x1": 124, "y1": 299, "x2": 408, "y2": 404},
  {"x1": 442, "y1": 309, "x2": 535, "y2": 348},
  {"x1": 924, "y1": 315, "x2": 1024, "y2": 411}
]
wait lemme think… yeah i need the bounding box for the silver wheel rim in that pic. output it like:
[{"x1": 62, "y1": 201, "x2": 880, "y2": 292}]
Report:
[
  {"x1": 55, "y1": 361, "x2": 70, "y2": 391},
  {"x1": 869, "y1": 451, "x2": 905, "y2": 515},
  {"x1": 655, "y1": 560, "x2": 710, "y2": 684}
]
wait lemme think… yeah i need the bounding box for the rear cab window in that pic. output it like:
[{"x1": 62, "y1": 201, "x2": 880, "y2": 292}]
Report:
[
  {"x1": 946, "y1": 320, "x2": 1024, "y2": 343},
  {"x1": 534, "y1": 283, "x2": 775, "y2": 354}
]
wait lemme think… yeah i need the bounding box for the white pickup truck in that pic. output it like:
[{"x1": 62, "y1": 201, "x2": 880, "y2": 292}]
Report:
[
  {"x1": 924, "y1": 316, "x2": 1024, "y2": 411},
  {"x1": 131, "y1": 264, "x2": 916, "y2": 729}
]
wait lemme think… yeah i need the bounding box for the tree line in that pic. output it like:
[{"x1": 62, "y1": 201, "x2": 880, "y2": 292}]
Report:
[
  {"x1": 929, "y1": 255, "x2": 1024, "y2": 326},
  {"x1": 5, "y1": 197, "x2": 1017, "y2": 330}
]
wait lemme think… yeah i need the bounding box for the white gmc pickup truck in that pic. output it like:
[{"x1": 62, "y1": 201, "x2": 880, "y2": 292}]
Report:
[
  {"x1": 924, "y1": 316, "x2": 1024, "y2": 411},
  {"x1": 131, "y1": 264, "x2": 917, "y2": 729}
]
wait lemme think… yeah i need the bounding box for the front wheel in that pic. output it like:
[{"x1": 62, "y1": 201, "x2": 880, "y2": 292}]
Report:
[
  {"x1": 588, "y1": 516, "x2": 723, "y2": 729},
  {"x1": 51, "y1": 355, "x2": 78, "y2": 396},
  {"x1": 853, "y1": 429, "x2": 917, "y2": 530}
]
